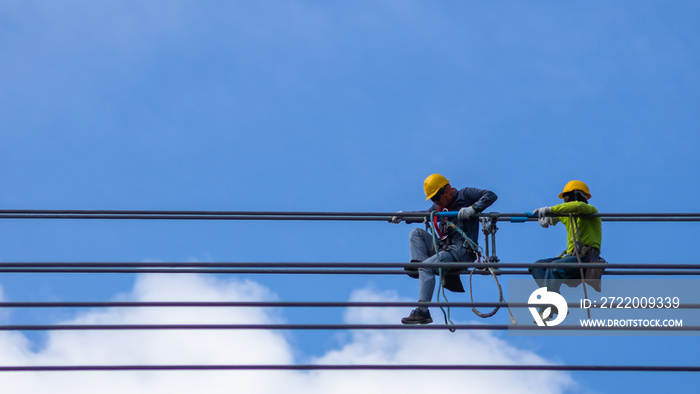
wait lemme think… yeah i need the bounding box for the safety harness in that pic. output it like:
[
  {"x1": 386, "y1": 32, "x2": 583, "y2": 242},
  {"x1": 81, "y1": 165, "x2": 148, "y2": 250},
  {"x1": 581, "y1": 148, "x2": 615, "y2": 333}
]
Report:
[
  {"x1": 426, "y1": 211, "x2": 517, "y2": 331},
  {"x1": 568, "y1": 213, "x2": 607, "y2": 319}
]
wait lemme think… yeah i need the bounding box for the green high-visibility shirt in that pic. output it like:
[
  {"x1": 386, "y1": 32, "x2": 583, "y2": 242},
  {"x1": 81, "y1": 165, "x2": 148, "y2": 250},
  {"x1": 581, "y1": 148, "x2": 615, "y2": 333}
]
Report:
[{"x1": 551, "y1": 201, "x2": 602, "y2": 254}]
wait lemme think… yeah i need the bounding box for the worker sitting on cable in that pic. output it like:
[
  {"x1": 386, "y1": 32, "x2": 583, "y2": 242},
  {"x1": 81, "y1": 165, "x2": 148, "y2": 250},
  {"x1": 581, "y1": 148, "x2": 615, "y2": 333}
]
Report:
[
  {"x1": 529, "y1": 180, "x2": 604, "y2": 319},
  {"x1": 390, "y1": 174, "x2": 497, "y2": 325}
]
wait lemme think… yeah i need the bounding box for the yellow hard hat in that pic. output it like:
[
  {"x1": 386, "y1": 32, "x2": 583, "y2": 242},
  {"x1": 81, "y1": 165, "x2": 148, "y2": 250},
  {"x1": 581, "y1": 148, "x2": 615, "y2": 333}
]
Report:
[
  {"x1": 424, "y1": 174, "x2": 450, "y2": 201},
  {"x1": 558, "y1": 180, "x2": 592, "y2": 199}
]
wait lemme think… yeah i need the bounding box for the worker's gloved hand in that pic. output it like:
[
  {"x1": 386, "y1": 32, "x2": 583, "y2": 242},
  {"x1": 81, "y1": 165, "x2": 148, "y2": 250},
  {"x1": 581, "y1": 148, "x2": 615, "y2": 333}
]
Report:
[
  {"x1": 534, "y1": 206, "x2": 553, "y2": 228},
  {"x1": 389, "y1": 211, "x2": 403, "y2": 224},
  {"x1": 457, "y1": 206, "x2": 477, "y2": 220}
]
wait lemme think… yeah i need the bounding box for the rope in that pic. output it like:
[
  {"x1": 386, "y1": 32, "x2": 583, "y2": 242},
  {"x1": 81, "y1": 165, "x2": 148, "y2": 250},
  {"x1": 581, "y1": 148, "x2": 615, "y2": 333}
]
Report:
[
  {"x1": 421, "y1": 213, "x2": 518, "y2": 328},
  {"x1": 570, "y1": 213, "x2": 592, "y2": 319},
  {"x1": 442, "y1": 221, "x2": 517, "y2": 325},
  {"x1": 427, "y1": 212, "x2": 456, "y2": 332}
]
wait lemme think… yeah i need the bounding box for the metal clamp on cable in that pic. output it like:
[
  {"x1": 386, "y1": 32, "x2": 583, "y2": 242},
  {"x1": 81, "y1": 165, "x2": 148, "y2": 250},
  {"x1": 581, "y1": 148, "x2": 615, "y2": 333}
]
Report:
[{"x1": 480, "y1": 213, "x2": 501, "y2": 274}]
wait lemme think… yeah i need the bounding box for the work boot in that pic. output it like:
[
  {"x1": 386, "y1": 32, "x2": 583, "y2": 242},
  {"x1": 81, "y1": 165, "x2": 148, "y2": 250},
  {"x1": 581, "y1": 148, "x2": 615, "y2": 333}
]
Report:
[{"x1": 401, "y1": 308, "x2": 433, "y2": 325}]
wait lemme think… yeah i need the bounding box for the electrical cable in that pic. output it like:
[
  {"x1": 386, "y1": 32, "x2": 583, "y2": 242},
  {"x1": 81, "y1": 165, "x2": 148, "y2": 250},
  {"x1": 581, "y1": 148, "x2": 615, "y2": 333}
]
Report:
[
  {"x1": 1, "y1": 209, "x2": 698, "y2": 375},
  {"x1": 0, "y1": 324, "x2": 697, "y2": 331},
  {"x1": 0, "y1": 261, "x2": 698, "y2": 276},
  {"x1": 1, "y1": 210, "x2": 700, "y2": 222},
  {"x1": 0, "y1": 301, "x2": 697, "y2": 309},
  {"x1": 0, "y1": 262, "x2": 695, "y2": 269},
  {"x1": 1, "y1": 364, "x2": 698, "y2": 372}
]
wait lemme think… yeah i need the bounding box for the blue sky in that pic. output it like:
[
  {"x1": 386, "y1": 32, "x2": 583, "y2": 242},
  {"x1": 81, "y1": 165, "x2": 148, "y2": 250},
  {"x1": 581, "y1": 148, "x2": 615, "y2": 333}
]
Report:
[{"x1": 1, "y1": 1, "x2": 699, "y2": 393}]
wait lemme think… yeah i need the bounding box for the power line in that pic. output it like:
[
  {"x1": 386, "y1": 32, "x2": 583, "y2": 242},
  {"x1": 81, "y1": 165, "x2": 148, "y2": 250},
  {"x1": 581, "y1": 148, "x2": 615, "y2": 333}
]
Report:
[
  {"x1": 0, "y1": 262, "x2": 697, "y2": 276},
  {"x1": 1, "y1": 210, "x2": 697, "y2": 377},
  {"x1": 0, "y1": 270, "x2": 689, "y2": 276},
  {"x1": 0, "y1": 301, "x2": 697, "y2": 309},
  {"x1": 0, "y1": 301, "x2": 520, "y2": 308},
  {"x1": 0, "y1": 324, "x2": 696, "y2": 331},
  {"x1": 0, "y1": 210, "x2": 699, "y2": 222},
  {"x1": 0, "y1": 261, "x2": 696, "y2": 269},
  {"x1": 0, "y1": 364, "x2": 698, "y2": 372}
]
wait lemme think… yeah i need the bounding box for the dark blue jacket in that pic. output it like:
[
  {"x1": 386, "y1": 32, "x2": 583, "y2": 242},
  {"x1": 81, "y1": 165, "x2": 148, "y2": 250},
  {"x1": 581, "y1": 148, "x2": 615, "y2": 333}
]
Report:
[{"x1": 429, "y1": 187, "x2": 498, "y2": 253}]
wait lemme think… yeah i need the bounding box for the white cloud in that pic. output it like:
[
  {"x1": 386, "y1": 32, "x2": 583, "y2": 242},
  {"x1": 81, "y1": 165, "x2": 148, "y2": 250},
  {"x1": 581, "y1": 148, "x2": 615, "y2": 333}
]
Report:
[
  {"x1": 312, "y1": 287, "x2": 575, "y2": 394},
  {"x1": 0, "y1": 276, "x2": 575, "y2": 394}
]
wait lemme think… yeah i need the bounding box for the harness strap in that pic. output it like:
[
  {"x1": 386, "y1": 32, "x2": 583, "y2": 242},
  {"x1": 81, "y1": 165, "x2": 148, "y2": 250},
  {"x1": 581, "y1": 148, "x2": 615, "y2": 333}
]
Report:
[
  {"x1": 428, "y1": 212, "x2": 456, "y2": 332},
  {"x1": 570, "y1": 214, "x2": 591, "y2": 319},
  {"x1": 432, "y1": 214, "x2": 443, "y2": 239}
]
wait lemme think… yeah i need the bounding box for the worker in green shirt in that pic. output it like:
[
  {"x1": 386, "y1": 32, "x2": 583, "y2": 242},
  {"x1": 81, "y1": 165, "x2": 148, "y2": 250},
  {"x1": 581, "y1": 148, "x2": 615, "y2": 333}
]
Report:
[{"x1": 530, "y1": 180, "x2": 604, "y2": 308}]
